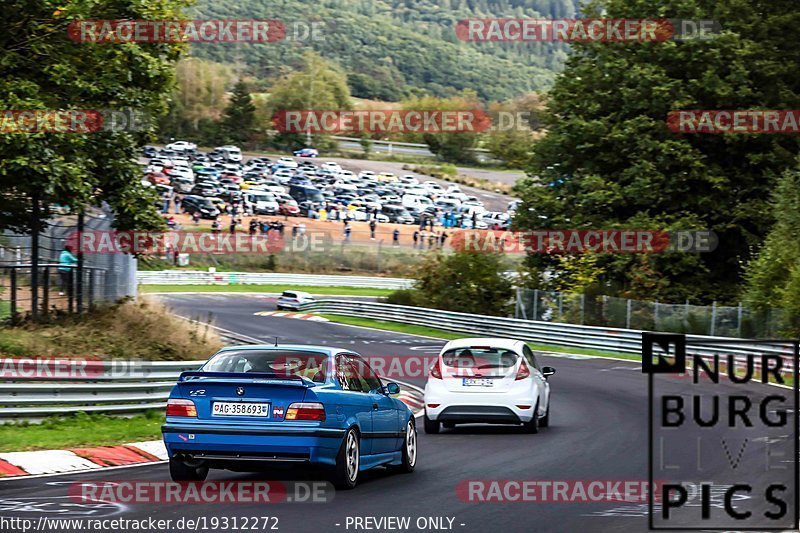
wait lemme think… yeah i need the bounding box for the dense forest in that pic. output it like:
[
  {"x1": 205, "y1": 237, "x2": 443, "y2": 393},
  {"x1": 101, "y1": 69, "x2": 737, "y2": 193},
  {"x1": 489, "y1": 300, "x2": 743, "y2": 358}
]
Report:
[{"x1": 188, "y1": 0, "x2": 581, "y2": 101}]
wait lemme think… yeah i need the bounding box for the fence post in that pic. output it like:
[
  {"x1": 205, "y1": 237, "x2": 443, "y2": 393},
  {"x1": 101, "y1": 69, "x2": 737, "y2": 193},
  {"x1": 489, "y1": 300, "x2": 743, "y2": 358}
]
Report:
[
  {"x1": 67, "y1": 269, "x2": 74, "y2": 313},
  {"x1": 76, "y1": 212, "x2": 84, "y2": 313},
  {"x1": 532, "y1": 289, "x2": 539, "y2": 321},
  {"x1": 42, "y1": 266, "x2": 49, "y2": 316},
  {"x1": 737, "y1": 302, "x2": 743, "y2": 338},
  {"x1": 30, "y1": 194, "x2": 40, "y2": 319},
  {"x1": 654, "y1": 301, "x2": 659, "y2": 328},
  {"x1": 580, "y1": 294, "x2": 585, "y2": 324},
  {"x1": 88, "y1": 270, "x2": 95, "y2": 308},
  {"x1": 626, "y1": 298, "x2": 632, "y2": 329},
  {"x1": 710, "y1": 301, "x2": 717, "y2": 336},
  {"x1": 10, "y1": 268, "x2": 17, "y2": 319}
]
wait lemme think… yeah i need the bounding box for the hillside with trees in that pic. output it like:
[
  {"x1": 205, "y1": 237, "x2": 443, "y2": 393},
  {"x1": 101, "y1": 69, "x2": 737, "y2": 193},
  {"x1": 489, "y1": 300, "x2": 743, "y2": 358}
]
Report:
[{"x1": 187, "y1": 0, "x2": 580, "y2": 101}]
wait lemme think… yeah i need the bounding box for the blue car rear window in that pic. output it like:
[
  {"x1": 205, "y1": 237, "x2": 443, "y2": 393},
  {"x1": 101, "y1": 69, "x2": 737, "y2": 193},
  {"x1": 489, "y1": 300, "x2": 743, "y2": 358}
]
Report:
[{"x1": 202, "y1": 350, "x2": 329, "y2": 383}]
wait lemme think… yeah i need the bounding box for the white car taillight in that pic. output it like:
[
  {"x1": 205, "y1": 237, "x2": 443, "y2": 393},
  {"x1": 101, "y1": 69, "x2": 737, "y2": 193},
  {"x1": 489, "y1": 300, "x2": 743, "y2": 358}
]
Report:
[{"x1": 515, "y1": 359, "x2": 531, "y2": 380}]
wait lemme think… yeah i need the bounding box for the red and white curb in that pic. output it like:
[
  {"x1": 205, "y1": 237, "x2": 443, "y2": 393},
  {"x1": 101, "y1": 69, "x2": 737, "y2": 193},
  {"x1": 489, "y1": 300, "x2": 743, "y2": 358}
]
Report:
[
  {"x1": 254, "y1": 311, "x2": 329, "y2": 322},
  {"x1": 0, "y1": 441, "x2": 167, "y2": 479}
]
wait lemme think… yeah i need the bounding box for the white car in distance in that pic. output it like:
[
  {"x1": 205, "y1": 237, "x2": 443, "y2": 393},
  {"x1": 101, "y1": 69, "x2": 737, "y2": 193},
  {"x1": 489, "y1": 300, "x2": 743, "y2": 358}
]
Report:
[
  {"x1": 276, "y1": 290, "x2": 315, "y2": 311},
  {"x1": 423, "y1": 338, "x2": 554, "y2": 434}
]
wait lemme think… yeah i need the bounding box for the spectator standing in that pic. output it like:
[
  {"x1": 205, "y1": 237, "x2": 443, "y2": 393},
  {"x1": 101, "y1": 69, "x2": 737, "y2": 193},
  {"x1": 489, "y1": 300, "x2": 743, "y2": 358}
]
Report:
[
  {"x1": 211, "y1": 219, "x2": 221, "y2": 235},
  {"x1": 174, "y1": 195, "x2": 182, "y2": 214},
  {"x1": 57, "y1": 244, "x2": 78, "y2": 296},
  {"x1": 161, "y1": 191, "x2": 170, "y2": 213},
  {"x1": 191, "y1": 211, "x2": 200, "y2": 225},
  {"x1": 229, "y1": 216, "x2": 237, "y2": 234},
  {"x1": 392, "y1": 228, "x2": 400, "y2": 247},
  {"x1": 413, "y1": 230, "x2": 419, "y2": 248},
  {"x1": 369, "y1": 218, "x2": 377, "y2": 240},
  {"x1": 249, "y1": 219, "x2": 258, "y2": 236},
  {"x1": 343, "y1": 221, "x2": 352, "y2": 242}
]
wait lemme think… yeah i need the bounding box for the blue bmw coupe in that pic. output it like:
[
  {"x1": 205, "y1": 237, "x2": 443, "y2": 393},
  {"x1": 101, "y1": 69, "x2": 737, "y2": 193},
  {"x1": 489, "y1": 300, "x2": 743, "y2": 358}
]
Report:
[{"x1": 162, "y1": 345, "x2": 417, "y2": 489}]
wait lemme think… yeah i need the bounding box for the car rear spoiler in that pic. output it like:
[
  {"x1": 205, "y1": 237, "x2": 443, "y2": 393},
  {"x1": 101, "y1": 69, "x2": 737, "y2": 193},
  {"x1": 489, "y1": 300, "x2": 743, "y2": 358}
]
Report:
[{"x1": 177, "y1": 371, "x2": 315, "y2": 387}]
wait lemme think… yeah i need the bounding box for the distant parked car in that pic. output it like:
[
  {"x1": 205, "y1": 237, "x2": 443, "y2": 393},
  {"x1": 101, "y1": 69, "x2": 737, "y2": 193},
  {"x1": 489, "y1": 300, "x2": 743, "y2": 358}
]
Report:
[
  {"x1": 166, "y1": 140, "x2": 197, "y2": 152},
  {"x1": 276, "y1": 290, "x2": 315, "y2": 311},
  {"x1": 293, "y1": 147, "x2": 319, "y2": 158},
  {"x1": 143, "y1": 146, "x2": 159, "y2": 158},
  {"x1": 181, "y1": 196, "x2": 220, "y2": 219}
]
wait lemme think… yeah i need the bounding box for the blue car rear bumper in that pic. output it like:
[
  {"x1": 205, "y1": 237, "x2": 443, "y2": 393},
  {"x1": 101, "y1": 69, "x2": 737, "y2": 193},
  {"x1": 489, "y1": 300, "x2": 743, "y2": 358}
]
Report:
[{"x1": 162, "y1": 423, "x2": 346, "y2": 467}]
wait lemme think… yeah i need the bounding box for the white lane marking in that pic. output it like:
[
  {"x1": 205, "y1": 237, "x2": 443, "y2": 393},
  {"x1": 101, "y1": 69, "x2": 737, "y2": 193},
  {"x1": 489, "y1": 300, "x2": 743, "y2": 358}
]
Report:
[{"x1": 0, "y1": 451, "x2": 101, "y2": 475}]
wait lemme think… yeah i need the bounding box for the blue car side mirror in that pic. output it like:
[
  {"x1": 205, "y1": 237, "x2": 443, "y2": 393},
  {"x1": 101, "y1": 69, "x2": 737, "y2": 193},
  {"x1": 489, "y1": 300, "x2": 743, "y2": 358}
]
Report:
[{"x1": 384, "y1": 382, "x2": 401, "y2": 395}]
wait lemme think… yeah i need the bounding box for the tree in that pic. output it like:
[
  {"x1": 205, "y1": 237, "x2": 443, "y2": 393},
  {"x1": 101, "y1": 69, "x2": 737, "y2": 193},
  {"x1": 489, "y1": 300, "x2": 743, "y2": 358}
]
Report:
[
  {"x1": 0, "y1": 0, "x2": 186, "y2": 233},
  {"x1": 158, "y1": 59, "x2": 235, "y2": 144},
  {"x1": 513, "y1": 0, "x2": 800, "y2": 303},
  {"x1": 401, "y1": 92, "x2": 484, "y2": 164},
  {"x1": 399, "y1": 240, "x2": 514, "y2": 316},
  {"x1": 266, "y1": 51, "x2": 352, "y2": 150},
  {"x1": 221, "y1": 81, "x2": 257, "y2": 145},
  {"x1": 743, "y1": 161, "x2": 800, "y2": 334}
]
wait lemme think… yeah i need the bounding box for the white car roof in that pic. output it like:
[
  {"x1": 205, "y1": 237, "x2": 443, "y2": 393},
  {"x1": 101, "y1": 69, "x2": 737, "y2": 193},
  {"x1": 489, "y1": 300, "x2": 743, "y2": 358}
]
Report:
[{"x1": 441, "y1": 337, "x2": 525, "y2": 352}]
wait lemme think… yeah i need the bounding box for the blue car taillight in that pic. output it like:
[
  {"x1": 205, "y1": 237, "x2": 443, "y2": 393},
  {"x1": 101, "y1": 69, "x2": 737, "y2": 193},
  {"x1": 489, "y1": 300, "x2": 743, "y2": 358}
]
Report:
[
  {"x1": 285, "y1": 402, "x2": 325, "y2": 421},
  {"x1": 166, "y1": 398, "x2": 197, "y2": 417}
]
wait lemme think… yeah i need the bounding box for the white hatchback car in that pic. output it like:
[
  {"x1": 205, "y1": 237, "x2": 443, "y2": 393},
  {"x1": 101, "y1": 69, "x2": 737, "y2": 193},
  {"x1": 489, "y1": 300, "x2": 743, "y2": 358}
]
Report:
[
  {"x1": 276, "y1": 290, "x2": 315, "y2": 311},
  {"x1": 423, "y1": 338, "x2": 554, "y2": 434}
]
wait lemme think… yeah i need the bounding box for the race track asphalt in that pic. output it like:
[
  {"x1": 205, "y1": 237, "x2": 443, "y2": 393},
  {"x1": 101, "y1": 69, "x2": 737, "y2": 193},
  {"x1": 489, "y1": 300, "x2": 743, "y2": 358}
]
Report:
[{"x1": 1, "y1": 294, "x2": 795, "y2": 533}]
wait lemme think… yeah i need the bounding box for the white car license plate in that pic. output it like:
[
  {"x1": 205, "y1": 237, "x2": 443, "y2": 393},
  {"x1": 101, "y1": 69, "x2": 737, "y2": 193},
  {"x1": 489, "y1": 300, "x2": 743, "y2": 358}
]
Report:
[
  {"x1": 212, "y1": 402, "x2": 270, "y2": 417},
  {"x1": 462, "y1": 378, "x2": 494, "y2": 387}
]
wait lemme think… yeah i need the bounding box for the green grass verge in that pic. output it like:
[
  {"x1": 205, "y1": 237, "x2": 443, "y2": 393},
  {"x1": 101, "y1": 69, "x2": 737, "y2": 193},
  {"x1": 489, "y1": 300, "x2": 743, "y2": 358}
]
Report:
[
  {"x1": 0, "y1": 411, "x2": 163, "y2": 453},
  {"x1": 317, "y1": 313, "x2": 640, "y2": 361},
  {"x1": 140, "y1": 284, "x2": 394, "y2": 297}
]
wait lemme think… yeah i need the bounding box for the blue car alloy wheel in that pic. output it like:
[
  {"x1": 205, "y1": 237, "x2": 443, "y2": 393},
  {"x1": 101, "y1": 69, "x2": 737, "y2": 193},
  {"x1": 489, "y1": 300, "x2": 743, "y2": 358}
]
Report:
[{"x1": 162, "y1": 345, "x2": 416, "y2": 489}]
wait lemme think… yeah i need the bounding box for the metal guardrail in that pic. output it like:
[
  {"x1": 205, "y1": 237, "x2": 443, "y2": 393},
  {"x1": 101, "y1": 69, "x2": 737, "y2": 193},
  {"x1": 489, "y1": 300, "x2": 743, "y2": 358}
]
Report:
[
  {"x1": 137, "y1": 271, "x2": 413, "y2": 289},
  {"x1": 0, "y1": 361, "x2": 205, "y2": 419},
  {"x1": 298, "y1": 300, "x2": 797, "y2": 364},
  {"x1": 3, "y1": 299, "x2": 793, "y2": 420}
]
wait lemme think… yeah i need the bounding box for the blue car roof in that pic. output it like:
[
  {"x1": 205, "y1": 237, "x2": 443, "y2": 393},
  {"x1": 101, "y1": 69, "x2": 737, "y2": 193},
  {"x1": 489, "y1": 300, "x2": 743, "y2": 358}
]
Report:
[{"x1": 216, "y1": 344, "x2": 345, "y2": 356}]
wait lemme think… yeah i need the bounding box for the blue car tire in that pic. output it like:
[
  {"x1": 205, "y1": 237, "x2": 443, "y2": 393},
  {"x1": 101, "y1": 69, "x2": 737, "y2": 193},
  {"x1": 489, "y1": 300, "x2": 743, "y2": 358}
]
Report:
[
  {"x1": 331, "y1": 428, "x2": 360, "y2": 490},
  {"x1": 169, "y1": 456, "x2": 209, "y2": 481}
]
